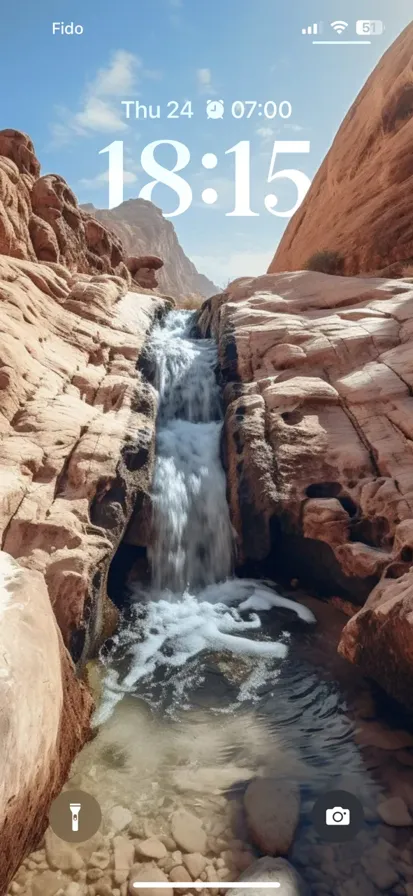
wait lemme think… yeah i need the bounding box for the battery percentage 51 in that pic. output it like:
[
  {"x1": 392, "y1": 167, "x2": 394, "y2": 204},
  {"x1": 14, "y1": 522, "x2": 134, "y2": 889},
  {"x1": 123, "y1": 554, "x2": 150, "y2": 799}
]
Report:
[{"x1": 356, "y1": 20, "x2": 384, "y2": 35}]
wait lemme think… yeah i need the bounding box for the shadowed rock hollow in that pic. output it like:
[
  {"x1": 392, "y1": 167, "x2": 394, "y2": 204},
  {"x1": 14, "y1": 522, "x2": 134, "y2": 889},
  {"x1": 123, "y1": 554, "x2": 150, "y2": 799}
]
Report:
[
  {"x1": 198, "y1": 270, "x2": 413, "y2": 712},
  {"x1": 269, "y1": 22, "x2": 413, "y2": 278}
]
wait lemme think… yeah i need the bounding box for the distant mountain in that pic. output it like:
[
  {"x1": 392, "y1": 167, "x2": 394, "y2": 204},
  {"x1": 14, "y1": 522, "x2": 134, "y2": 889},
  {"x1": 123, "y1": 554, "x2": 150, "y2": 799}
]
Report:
[{"x1": 81, "y1": 199, "x2": 217, "y2": 300}]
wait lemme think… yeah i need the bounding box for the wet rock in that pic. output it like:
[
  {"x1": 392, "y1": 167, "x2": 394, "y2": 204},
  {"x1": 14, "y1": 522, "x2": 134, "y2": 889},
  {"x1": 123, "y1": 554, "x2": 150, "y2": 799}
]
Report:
[
  {"x1": 108, "y1": 807, "x2": 133, "y2": 834},
  {"x1": 86, "y1": 868, "x2": 104, "y2": 882},
  {"x1": 128, "y1": 863, "x2": 169, "y2": 896},
  {"x1": 182, "y1": 853, "x2": 207, "y2": 878},
  {"x1": 136, "y1": 839, "x2": 167, "y2": 861},
  {"x1": 159, "y1": 836, "x2": 176, "y2": 852},
  {"x1": 45, "y1": 830, "x2": 84, "y2": 872},
  {"x1": 28, "y1": 871, "x2": 65, "y2": 896},
  {"x1": 378, "y1": 796, "x2": 413, "y2": 826},
  {"x1": 231, "y1": 857, "x2": 308, "y2": 896},
  {"x1": 169, "y1": 865, "x2": 192, "y2": 884},
  {"x1": 171, "y1": 810, "x2": 207, "y2": 854},
  {"x1": 244, "y1": 777, "x2": 300, "y2": 855},
  {"x1": 88, "y1": 850, "x2": 110, "y2": 871},
  {"x1": 65, "y1": 885, "x2": 87, "y2": 896},
  {"x1": 361, "y1": 841, "x2": 399, "y2": 889},
  {"x1": 114, "y1": 836, "x2": 135, "y2": 871},
  {"x1": 93, "y1": 882, "x2": 113, "y2": 896}
]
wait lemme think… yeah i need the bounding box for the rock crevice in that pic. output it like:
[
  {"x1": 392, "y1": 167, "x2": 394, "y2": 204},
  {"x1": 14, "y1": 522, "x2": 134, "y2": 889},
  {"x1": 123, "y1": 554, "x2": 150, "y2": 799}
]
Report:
[{"x1": 198, "y1": 270, "x2": 413, "y2": 710}]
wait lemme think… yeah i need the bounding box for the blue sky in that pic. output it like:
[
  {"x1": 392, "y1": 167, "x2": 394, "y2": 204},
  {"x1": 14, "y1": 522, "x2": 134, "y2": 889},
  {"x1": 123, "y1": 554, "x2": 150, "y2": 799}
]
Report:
[{"x1": 1, "y1": 0, "x2": 411, "y2": 286}]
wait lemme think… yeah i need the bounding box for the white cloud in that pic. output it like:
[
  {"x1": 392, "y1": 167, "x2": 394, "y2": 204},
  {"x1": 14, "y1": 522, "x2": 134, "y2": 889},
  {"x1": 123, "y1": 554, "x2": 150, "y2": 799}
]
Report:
[
  {"x1": 74, "y1": 97, "x2": 128, "y2": 133},
  {"x1": 197, "y1": 68, "x2": 216, "y2": 95},
  {"x1": 78, "y1": 169, "x2": 137, "y2": 190},
  {"x1": 284, "y1": 123, "x2": 305, "y2": 132},
  {"x1": 191, "y1": 249, "x2": 274, "y2": 287},
  {"x1": 256, "y1": 126, "x2": 275, "y2": 140},
  {"x1": 93, "y1": 50, "x2": 141, "y2": 96},
  {"x1": 50, "y1": 50, "x2": 142, "y2": 145}
]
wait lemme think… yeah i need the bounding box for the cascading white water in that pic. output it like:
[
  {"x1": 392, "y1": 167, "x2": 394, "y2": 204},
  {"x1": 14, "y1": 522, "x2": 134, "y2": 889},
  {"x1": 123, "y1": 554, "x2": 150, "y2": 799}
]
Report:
[
  {"x1": 97, "y1": 309, "x2": 314, "y2": 723},
  {"x1": 148, "y1": 310, "x2": 233, "y2": 592}
]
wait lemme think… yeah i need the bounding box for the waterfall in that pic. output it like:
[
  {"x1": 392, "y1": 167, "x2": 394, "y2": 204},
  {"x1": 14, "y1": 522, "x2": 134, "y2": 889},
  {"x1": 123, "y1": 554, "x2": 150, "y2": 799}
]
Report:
[
  {"x1": 96, "y1": 310, "x2": 314, "y2": 724},
  {"x1": 148, "y1": 310, "x2": 233, "y2": 592}
]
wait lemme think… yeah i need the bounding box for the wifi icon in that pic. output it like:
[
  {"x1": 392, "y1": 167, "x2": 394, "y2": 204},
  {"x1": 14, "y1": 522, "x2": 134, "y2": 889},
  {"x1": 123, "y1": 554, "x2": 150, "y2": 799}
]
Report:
[{"x1": 330, "y1": 20, "x2": 349, "y2": 34}]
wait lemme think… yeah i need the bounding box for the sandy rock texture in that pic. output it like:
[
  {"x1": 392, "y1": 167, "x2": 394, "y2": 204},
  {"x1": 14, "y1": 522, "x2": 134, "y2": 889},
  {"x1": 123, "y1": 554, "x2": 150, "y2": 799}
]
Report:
[
  {"x1": 198, "y1": 270, "x2": 413, "y2": 709},
  {"x1": 269, "y1": 23, "x2": 413, "y2": 278},
  {"x1": 82, "y1": 200, "x2": 217, "y2": 301},
  {"x1": 0, "y1": 254, "x2": 169, "y2": 659},
  {"x1": 0, "y1": 552, "x2": 92, "y2": 892},
  {"x1": 0, "y1": 129, "x2": 166, "y2": 291}
]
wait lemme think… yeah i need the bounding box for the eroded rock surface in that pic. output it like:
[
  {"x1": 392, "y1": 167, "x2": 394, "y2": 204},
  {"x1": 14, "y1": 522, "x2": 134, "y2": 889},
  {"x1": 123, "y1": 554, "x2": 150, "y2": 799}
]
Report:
[
  {"x1": 0, "y1": 552, "x2": 92, "y2": 892},
  {"x1": 269, "y1": 23, "x2": 413, "y2": 277},
  {"x1": 0, "y1": 250, "x2": 168, "y2": 885},
  {"x1": 0, "y1": 254, "x2": 168, "y2": 658},
  {"x1": 198, "y1": 270, "x2": 413, "y2": 709},
  {"x1": 0, "y1": 128, "x2": 166, "y2": 290},
  {"x1": 83, "y1": 199, "x2": 217, "y2": 301}
]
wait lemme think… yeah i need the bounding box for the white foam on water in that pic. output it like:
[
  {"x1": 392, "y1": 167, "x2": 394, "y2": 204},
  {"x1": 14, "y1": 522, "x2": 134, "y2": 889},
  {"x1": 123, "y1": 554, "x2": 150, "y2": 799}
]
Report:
[
  {"x1": 97, "y1": 309, "x2": 315, "y2": 724},
  {"x1": 96, "y1": 580, "x2": 314, "y2": 725}
]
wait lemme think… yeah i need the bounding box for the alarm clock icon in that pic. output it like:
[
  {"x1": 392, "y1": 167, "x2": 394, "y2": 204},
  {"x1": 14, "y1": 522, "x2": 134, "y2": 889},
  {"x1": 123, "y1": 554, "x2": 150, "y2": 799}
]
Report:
[{"x1": 206, "y1": 100, "x2": 225, "y2": 119}]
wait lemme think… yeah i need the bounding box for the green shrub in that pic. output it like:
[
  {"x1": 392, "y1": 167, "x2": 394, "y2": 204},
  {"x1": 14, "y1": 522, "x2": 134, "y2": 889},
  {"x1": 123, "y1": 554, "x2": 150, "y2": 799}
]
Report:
[{"x1": 305, "y1": 249, "x2": 345, "y2": 275}]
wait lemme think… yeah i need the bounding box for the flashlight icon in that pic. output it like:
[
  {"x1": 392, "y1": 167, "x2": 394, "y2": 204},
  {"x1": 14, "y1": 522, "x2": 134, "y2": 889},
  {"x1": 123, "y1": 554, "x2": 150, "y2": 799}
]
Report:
[{"x1": 69, "y1": 802, "x2": 81, "y2": 832}]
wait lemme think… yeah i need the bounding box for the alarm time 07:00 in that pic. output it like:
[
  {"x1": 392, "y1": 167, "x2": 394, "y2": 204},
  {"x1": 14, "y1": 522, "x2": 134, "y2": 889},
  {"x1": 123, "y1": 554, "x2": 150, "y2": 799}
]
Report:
[{"x1": 120, "y1": 99, "x2": 293, "y2": 120}]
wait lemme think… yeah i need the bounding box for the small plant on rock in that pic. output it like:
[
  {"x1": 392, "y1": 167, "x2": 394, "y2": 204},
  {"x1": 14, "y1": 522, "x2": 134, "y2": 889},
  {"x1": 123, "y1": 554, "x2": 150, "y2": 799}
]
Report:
[{"x1": 305, "y1": 249, "x2": 345, "y2": 275}]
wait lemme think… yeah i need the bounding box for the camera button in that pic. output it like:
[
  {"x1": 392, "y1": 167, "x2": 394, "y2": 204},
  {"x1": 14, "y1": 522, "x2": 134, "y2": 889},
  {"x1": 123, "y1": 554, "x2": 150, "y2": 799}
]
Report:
[{"x1": 311, "y1": 789, "x2": 365, "y2": 842}]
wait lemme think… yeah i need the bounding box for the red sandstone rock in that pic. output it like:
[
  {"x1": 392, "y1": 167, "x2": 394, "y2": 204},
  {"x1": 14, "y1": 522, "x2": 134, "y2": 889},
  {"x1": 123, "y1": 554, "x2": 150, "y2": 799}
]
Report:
[
  {"x1": 0, "y1": 129, "x2": 171, "y2": 286},
  {"x1": 269, "y1": 23, "x2": 413, "y2": 277},
  {"x1": 83, "y1": 199, "x2": 217, "y2": 300},
  {"x1": 0, "y1": 552, "x2": 93, "y2": 891},
  {"x1": 0, "y1": 255, "x2": 168, "y2": 658},
  {"x1": 199, "y1": 270, "x2": 413, "y2": 710}
]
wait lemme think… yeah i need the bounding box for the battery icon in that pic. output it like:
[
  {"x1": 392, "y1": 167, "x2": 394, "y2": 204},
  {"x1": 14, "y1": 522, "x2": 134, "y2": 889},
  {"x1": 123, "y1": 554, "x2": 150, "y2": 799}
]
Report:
[{"x1": 356, "y1": 20, "x2": 384, "y2": 35}]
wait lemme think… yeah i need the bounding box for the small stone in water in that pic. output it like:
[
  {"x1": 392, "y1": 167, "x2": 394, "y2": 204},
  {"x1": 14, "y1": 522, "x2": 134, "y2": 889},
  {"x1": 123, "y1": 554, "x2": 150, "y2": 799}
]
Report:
[
  {"x1": 182, "y1": 853, "x2": 207, "y2": 879},
  {"x1": 107, "y1": 806, "x2": 133, "y2": 833},
  {"x1": 114, "y1": 836, "x2": 135, "y2": 871},
  {"x1": 45, "y1": 830, "x2": 84, "y2": 872},
  {"x1": 136, "y1": 838, "x2": 167, "y2": 860},
  {"x1": 88, "y1": 850, "x2": 110, "y2": 870},
  {"x1": 378, "y1": 796, "x2": 413, "y2": 826},
  {"x1": 128, "y1": 863, "x2": 169, "y2": 896},
  {"x1": 86, "y1": 868, "x2": 104, "y2": 882},
  {"x1": 171, "y1": 810, "x2": 207, "y2": 854},
  {"x1": 29, "y1": 871, "x2": 64, "y2": 896}
]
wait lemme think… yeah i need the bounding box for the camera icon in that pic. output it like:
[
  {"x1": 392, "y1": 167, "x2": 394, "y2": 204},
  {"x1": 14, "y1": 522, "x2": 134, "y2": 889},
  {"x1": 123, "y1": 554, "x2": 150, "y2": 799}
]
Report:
[{"x1": 326, "y1": 807, "x2": 350, "y2": 826}]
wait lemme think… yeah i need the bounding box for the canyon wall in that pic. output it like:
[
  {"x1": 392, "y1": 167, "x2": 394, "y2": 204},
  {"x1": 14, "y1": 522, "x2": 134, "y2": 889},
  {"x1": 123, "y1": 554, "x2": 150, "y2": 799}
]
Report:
[
  {"x1": 198, "y1": 270, "x2": 413, "y2": 712},
  {"x1": 82, "y1": 200, "x2": 217, "y2": 301},
  {"x1": 269, "y1": 22, "x2": 413, "y2": 278},
  {"x1": 0, "y1": 129, "x2": 171, "y2": 886}
]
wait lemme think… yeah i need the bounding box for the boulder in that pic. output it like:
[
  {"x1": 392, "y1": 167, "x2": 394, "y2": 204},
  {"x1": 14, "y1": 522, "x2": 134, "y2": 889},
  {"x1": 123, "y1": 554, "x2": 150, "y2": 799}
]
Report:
[
  {"x1": 231, "y1": 857, "x2": 308, "y2": 896},
  {"x1": 0, "y1": 553, "x2": 92, "y2": 892},
  {"x1": 198, "y1": 269, "x2": 413, "y2": 711},
  {"x1": 269, "y1": 24, "x2": 413, "y2": 277},
  {"x1": 243, "y1": 777, "x2": 300, "y2": 855}
]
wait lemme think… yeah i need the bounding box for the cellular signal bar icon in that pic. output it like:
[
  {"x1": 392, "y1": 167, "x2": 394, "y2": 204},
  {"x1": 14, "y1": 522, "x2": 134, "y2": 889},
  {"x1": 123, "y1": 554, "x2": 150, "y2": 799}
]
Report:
[{"x1": 302, "y1": 23, "x2": 319, "y2": 35}]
